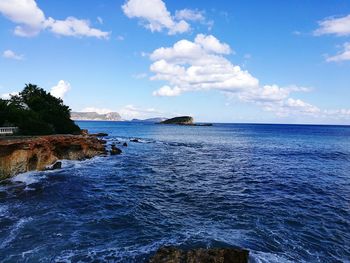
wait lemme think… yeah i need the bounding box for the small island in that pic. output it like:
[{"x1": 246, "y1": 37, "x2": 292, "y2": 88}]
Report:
[{"x1": 160, "y1": 116, "x2": 212, "y2": 126}]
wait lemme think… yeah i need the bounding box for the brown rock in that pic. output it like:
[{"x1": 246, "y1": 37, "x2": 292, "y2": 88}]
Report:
[
  {"x1": 0, "y1": 135, "x2": 107, "y2": 180},
  {"x1": 148, "y1": 247, "x2": 249, "y2": 263}
]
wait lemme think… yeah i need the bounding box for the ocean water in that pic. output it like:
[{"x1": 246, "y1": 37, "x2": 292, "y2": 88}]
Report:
[{"x1": 0, "y1": 122, "x2": 349, "y2": 262}]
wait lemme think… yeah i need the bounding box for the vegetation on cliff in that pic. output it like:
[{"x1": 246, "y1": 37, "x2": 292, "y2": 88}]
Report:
[
  {"x1": 0, "y1": 84, "x2": 80, "y2": 135},
  {"x1": 160, "y1": 116, "x2": 194, "y2": 125}
]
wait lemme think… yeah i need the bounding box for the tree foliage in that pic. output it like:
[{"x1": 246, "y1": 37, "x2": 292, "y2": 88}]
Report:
[{"x1": 0, "y1": 84, "x2": 80, "y2": 135}]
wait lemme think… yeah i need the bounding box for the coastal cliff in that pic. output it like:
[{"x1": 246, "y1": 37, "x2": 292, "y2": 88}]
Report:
[{"x1": 0, "y1": 135, "x2": 107, "y2": 180}]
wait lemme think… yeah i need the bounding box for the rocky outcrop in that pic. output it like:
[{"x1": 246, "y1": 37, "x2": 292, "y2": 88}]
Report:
[
  {"x1": 160, "y1": 117, "x2": 212, "y2": 126},
  {"x1": 0, "y1": 135, "x2": 107, "y2": 180},
  {"x1": 160, "y1": 116, "x2": 194, "y2": 125},
  {"x1": 149, "y1": 247, "x2": 249, "y2": 263}
]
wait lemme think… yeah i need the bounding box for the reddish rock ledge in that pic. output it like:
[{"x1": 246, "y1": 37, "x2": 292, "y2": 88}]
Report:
[{"x1": 0, "y1": 135, "x2": 107, "y2": 180}]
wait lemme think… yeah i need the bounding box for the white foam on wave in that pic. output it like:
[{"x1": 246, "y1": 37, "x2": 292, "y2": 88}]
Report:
[
  {"x1": 11, "y1": 171, "x2": 44, "y2": 185},
  {"x1": 250, "y1": 250, "x2": 295, "y2": 263},
  {"x1": 0, "y1": 205, "x2": 8, "y2": 217},
  {"x1": 0, "y1": 217, "x2": 32, "y2": 249}
]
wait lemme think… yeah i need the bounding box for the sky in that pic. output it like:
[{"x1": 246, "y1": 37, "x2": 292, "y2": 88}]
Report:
[{"x1": 0, "y1": 0, "x2": 350, "y2": 124}]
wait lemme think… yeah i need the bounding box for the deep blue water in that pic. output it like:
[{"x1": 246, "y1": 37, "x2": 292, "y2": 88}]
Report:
[{"x1": 0, "y1": 122, "x2": 350, "y2": 262}]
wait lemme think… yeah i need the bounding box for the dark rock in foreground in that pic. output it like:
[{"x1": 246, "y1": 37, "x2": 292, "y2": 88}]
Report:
[{"x1": 149, "y1": 247, "x2": 249, "y2": 263}]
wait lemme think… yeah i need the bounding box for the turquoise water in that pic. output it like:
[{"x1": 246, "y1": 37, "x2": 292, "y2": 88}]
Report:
[{"x1": 0, "y1": 122, "x2": 349, "y2": 262}]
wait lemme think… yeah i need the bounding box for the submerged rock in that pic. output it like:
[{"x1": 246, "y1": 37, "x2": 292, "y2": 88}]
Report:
[
  {"x1": 123, "y1": 142, "x2": 128, "y2": 147},
  {"x1": 149, "y1": 247, "x2": 249, "y2": 263},
  {"x1": 130, "y1": 138, "x2": 140, "y2": 143},
  {"x1": 0, "y1": 135, "x2": 107, "y2": 180}
]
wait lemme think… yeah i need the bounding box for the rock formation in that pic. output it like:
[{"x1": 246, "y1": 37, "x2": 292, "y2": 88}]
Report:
[
  {"x1": 160, "y1": 116, "x2": 194, "y2": 125},
  {"x1": 160, "y1": 116, "x2": 212, "y2": 126},
  {"x1": 149, "y1": 247, "x2": 249, "y2": 263},
  {"x1": 0, "y1": 135, "x2": 107, "y2": 180}
]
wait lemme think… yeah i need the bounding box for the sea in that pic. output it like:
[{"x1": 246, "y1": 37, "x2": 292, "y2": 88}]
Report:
[{"x1": 0, "y1": 121, "x2": 349, "y2": 262}]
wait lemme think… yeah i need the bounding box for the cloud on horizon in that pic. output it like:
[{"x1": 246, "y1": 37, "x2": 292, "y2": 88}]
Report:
[{"x1": 149, "y1": 34, "x2": 350, "y2": 120}]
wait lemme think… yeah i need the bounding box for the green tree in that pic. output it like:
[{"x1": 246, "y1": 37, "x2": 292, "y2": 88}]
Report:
[{"x1": 1, "y1": 84, "x2": 80, "y2": 135}]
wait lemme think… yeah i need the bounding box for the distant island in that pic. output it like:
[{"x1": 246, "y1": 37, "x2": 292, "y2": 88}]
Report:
[
  {"x1": 71, "y1": 112, "x2": 121, "y2": 121},
  {"x1": 160, "y1": 116, "x2": 212, "y2": 126}
]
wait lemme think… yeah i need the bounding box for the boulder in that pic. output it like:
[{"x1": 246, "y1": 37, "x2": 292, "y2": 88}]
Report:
[
  {"x1": 123, "y1": 142, "x2": 128, "y2": 147},
  {"x1": 110, "y1": 144, "x2": 122, "y2": 155},
  {"x1": 148, "y1": 247, "x2": 249, "y2": 263}
]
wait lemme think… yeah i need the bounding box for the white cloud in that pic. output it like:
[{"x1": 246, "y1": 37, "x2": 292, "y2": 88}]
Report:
[
  {"x1": 195, "y1": 34, "x2": 232, "y2": 54},
  {"x1": 122, "y1": 0, "x2": 190, "y2": 35},
  {"x1": 0, "y1": 0, "x2": 45, "y2": 37},
  {"x1": 326, "y1": 42, "x2": 350, "y2": 62},
  {"x1": 1, "y1": 91, "x2": 18, "y2": 100},
  {"x1": 153, "y1": 85, "x2": 181, "y2": 96},
  {"x1": 150, "y1": 34, "x2": 258, "y2": 97},
  {"x1": 175, "y1": 9, "x2": 205, "y2": 22},
  {"x1": 2, "y1": 49, "x2": 24, "y2": 60},
  {"x1": 118, "y1": 104, "x2": 161, "y2": 120},
  {"x1": 148, "y1": 34, "x2": 348, "y2": 120},
  {"x1": 81, "y1": 107, "x2": 113, "y2": 114},
  {"x1": 314, "y1": 14, "x2": 350, "y2": 36},
  {"x1": 46, "y1": 17, "x2": 109, "y2": 39},
  {"x1": 50, "y1": 80, "x2": 71, "y2": 99},
  {"x1": 0, "y1": 0, "x2": 109, "y2": 38}
]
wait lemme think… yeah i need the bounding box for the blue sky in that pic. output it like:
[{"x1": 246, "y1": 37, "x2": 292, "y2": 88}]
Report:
[{"x1": 0, "y1": 0, "x2": 349, "y2": 124}]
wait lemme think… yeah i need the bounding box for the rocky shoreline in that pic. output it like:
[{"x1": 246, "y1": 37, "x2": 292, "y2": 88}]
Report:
[{"x1": 0, "y1": 134, "x2": 107, "y2": 180}]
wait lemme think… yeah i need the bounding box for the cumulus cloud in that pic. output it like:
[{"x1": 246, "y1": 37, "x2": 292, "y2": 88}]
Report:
[
  {"x1": 148, "y1": 34, "x2": 350, "y2": 119},
  {"x1": 152, "y1": 85, "x2": 182, "y2": 96},
  {"x1": 150, "y1": 34, "x2": 258, "y2": 96},
  {"x1": 122, "y1": 0, "x2": 212, "y2": 34},
  {"x1": 314, "y1": 14, "x2": 350, "y2": 36},
  {"x1": 0, "y1": 0, "x2": 109, "y2": 38},
  {"x1": 122, "y1": 0, "x2": 190, "y2": 35},
  {"x1": 2, "y1": 49, "x2": 24, "y2": 60},
  {"x1": 326, "y1": 42, "x2": 350, "y2": 62},
  {"x1": 50, "y1": 80, "x2": 71, "y2": 99}
]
